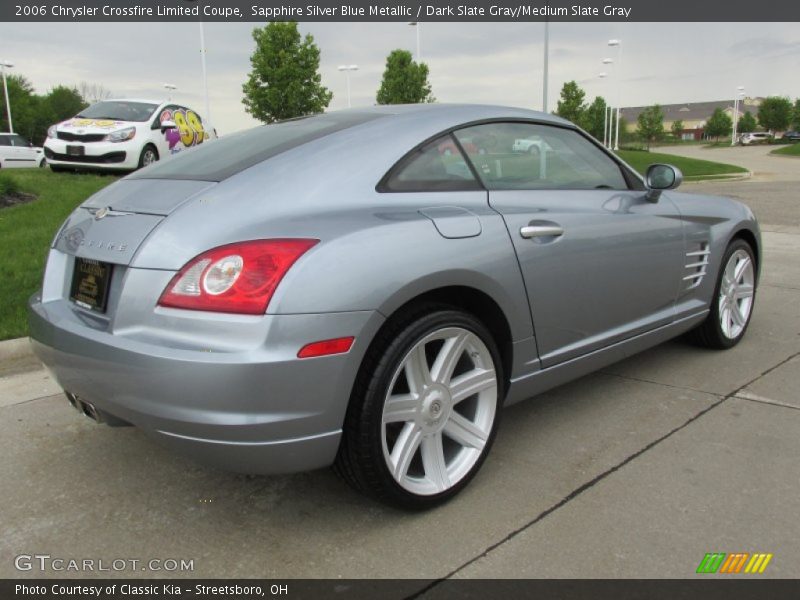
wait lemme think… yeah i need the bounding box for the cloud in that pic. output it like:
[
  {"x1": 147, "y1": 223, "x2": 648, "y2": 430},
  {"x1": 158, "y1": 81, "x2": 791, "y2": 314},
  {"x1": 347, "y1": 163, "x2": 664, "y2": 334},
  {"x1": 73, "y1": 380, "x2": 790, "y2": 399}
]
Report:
[{"x1": 0, "y1": 21, "x2": 797, "y2": 133}]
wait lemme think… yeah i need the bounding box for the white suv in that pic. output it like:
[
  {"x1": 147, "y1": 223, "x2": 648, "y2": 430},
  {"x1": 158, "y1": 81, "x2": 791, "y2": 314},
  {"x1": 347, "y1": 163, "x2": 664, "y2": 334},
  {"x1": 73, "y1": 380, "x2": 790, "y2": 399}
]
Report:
[
  {"x1": 0, "y1": 133, "x2": 46, "y2": 168},
  {"x1": 739, "y1": 132, "x2": 771, "y2": 145},
  {"x1": 44, "y1": 99, "x2": 215, "y2": 172}
]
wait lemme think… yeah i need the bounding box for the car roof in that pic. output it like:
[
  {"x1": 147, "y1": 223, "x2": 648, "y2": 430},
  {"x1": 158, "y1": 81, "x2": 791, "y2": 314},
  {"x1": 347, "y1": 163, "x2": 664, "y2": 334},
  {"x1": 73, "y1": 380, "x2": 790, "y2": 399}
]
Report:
[{"x1": 132, "y1": 104, "x2": 576, "y2": 183}]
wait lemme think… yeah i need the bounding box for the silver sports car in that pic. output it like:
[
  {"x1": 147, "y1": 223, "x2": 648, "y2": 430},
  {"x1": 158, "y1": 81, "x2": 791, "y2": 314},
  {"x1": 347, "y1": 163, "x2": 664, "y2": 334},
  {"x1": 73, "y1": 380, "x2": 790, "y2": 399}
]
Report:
[{"x1": 29, "y1": 104, "x2": 760, "y2": 509}]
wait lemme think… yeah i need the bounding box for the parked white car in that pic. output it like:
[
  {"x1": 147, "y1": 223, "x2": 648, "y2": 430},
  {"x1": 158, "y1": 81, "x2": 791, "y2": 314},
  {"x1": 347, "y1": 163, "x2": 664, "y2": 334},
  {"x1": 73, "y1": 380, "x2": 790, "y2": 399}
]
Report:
[
  {"x1": 0, "y1": 133, "x2": 46, "y2": 168},
  {"x1": 738, "y1": 132, "x2": 771, "y2": 146},
  {"x1": 512, "y1": 137, "x2": 552, "y2": 154},
  {"x1": 44, "y1": 99, "x2": 215, "y2": 172}
]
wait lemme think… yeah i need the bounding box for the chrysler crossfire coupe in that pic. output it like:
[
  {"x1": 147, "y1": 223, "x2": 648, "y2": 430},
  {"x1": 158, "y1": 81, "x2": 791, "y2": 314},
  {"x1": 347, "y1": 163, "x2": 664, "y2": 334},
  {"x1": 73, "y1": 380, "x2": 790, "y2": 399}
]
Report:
[{"x1": 29, "y1": 104, "x2": 760, "y2": 509}]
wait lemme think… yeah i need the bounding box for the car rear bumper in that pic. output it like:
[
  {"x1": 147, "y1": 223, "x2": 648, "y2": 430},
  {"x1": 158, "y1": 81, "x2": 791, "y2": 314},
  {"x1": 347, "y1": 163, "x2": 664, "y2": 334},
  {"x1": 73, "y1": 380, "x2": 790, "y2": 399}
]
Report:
[{"x1": 28, "y1": 293, "x2": 384, "y2": 474}]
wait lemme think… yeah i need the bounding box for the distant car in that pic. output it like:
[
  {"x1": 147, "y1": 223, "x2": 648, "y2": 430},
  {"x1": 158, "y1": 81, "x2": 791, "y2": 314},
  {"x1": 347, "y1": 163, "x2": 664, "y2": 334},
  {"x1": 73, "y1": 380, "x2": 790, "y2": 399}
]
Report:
[
  {"x1": 512, "y1": 137, "x2": 553, "y2": 155},
  {"x1": 0, "y1": 133, "x2": 46, "y2": 168},
  {"x1": 781, "y1": 131, "x2": 800, "y2": 142},
  {"x1": 739, "y1": 132, "x2": 771, "y2": 145},
  {"x1": 44, "y1": 99, "x2": 216, "y2": 173}
]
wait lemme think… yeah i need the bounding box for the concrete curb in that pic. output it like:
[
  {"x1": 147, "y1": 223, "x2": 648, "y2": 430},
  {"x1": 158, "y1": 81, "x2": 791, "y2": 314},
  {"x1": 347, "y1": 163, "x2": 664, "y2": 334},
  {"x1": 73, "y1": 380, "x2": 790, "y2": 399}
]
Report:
[
  {"x1": 684, "y1": 170, "x2": 752, "y2": 183},
  {"x1": 0, "y1": 337, "x2": 34, "y2": 363}
]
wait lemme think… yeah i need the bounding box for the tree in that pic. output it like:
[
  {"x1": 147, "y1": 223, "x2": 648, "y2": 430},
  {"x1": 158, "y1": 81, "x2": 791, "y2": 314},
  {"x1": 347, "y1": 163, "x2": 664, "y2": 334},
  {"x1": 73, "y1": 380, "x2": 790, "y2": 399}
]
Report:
[
  {"x1": 671, "y1": 120, "x2": 684, "y2": 139},
  {"x1": 47, "y1": 86, "x2": 87, "y2": 122},
  {"x1": 637, "y1": 105, "x2": 664, "y2": 149},
  {"x1": 78, "y1": 82, "x2": 113, "y2": 104},
  {"x1": 757, "y1": 96, "x2": 792, "y2": 133},
  {"x1": 242, "y1": 21, "x2": 332, "y2": 123},
  {"x1": 792, "y1": 99, "x2": 800, "y2": 130},
  {"x1": 376, "y1": 50, "x2": 434, "y2": 105},
  {"x1": 581, "y1": 96, "x2": 606, "y2": 141},
  {"x1": 737, "y1": 111, "x2": 757, "y2": 134},
  {"x1": 705, "y1": 108, "x2": 733, "y2": 141},
  {"x1": 0, "y1": 74, "x2": 54, "y2": 143},
  {"x1": 554, "y1": 81, "x2": 585, "y2": 125}
]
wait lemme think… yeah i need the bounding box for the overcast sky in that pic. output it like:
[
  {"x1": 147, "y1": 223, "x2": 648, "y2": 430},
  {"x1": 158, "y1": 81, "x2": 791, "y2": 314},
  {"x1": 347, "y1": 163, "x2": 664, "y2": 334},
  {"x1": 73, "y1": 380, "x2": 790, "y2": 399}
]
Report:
[{"x1": 0, "y1": 21, "x2": 797, "y2": 133}]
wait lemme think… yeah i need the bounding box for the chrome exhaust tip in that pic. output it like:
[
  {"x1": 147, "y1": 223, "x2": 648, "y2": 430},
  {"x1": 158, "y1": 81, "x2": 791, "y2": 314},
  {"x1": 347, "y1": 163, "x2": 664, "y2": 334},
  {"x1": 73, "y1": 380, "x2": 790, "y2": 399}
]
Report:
[
  {"x1": 64, "y1": 391, "x2": 81, "y2": 412},
  {"x1": 64, "y1": 391, "x2": 101, "y2": 422}
]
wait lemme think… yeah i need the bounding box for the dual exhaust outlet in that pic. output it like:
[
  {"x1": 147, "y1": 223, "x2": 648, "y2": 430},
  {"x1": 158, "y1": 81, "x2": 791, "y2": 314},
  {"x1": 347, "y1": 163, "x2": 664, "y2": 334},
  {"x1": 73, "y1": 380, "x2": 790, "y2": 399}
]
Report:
[
  {"x1": 65, "y1": 391, "x2": 101, "y2": 422},
  {"x1": 64, "y1": 391, "x2": 130, "y2": 427}
]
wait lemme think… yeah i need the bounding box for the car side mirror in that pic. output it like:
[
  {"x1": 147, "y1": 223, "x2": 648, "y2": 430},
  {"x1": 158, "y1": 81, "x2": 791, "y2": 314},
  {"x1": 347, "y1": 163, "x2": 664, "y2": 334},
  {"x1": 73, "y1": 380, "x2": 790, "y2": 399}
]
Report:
[
  {"x1": 644, "y1": 163, "x2": 683, "y2": 202},
  {"x1": 160, "y1": 120, "x2": 176, "y2": 132}
]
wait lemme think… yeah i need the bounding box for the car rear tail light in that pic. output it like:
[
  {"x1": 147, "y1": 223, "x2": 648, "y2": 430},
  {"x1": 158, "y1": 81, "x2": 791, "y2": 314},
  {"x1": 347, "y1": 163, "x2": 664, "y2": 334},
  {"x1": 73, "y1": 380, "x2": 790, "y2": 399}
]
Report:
[
  {"x1": 158, "y1": 239, "x2": 318, "y2": 315},
  {"x1": 297, "y1": 337, "x2": 355, "y2": 359}
]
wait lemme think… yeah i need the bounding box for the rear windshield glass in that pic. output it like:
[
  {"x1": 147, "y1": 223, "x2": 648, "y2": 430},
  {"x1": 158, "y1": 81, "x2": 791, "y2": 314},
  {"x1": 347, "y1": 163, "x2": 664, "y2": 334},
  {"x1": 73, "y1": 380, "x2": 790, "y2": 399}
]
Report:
[
  {"x1": 131, "y1": 112, "x2": 383, "y2": 182},
  {"x1": 76, "y1": 101, "x2": 159, "y2": 122}
]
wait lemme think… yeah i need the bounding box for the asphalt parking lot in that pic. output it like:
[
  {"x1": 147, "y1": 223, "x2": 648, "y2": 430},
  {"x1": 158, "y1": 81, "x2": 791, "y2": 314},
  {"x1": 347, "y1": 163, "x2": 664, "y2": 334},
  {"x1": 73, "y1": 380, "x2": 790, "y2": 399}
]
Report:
[{"x1": 0, "y1": 144, "x2": 798, "y2": 583}]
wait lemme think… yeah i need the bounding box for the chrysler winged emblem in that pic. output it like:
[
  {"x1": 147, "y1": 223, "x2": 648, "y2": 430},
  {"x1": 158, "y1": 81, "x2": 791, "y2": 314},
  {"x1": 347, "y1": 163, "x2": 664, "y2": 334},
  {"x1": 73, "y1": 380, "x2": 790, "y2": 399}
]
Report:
[{"x1": 93, "y1": 207, "x2": 134, "y2": 220}]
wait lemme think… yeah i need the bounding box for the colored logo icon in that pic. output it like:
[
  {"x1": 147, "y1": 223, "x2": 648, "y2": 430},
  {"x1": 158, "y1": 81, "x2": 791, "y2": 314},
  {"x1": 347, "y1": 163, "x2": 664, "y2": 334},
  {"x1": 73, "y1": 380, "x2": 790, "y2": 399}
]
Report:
[{"x1": 696, "y1": 552, "x2": 773, "y2": 574}]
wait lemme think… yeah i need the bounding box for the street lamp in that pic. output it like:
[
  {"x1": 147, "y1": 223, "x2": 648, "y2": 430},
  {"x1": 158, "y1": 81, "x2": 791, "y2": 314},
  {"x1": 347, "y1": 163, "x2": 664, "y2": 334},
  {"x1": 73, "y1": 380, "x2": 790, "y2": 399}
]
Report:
[
  {"x1": 608, "y1": 39, "x2": 622, "y2": 150},
  {"x1": 199, "y1": 22, "x2": 211, "y2": 123},
  {"x1": 602, "y1": 57, "x2": 615, "y2": 149},
  {"x1": 338, "y1": 65, "x2": 359, "y2": 108},
  {"x1": 1, "y1": 60, "x2": 14, "y2": 134},
  {"x1": 163, "y1": 83, "x2": 177, "y2": 101},
  {"x1": 542, "y1": 20, "x2": 550, "y2": 113},
  {"x1": 731, "y1": 85, "x2": 745, "y2": 146},
  {"x1": 408, "y1": 22, "x2": 421, "y2": 62},
  {"x1": 598, "y1": 72, "x2": 609, "y2": 147}
]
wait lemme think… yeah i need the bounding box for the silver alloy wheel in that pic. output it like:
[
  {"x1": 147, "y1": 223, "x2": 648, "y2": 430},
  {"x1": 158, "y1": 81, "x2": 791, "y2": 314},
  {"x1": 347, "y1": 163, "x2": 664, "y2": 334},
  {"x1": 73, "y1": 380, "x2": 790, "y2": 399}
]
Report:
[
  {"x1": 719, "y1": 248, "x2": 755, "y2": 339},
  {"x1": 381, "y1": 326, "x2": 498, "y2": 496},
  {"x1": 142, "y1": 149, "x2": 157, "y2": 166}
]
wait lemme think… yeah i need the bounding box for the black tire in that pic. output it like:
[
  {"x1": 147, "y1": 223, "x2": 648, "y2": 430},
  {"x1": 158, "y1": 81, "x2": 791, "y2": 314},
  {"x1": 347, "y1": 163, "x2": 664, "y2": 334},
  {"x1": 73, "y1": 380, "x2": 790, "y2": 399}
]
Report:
[
  {"x1": 138, "y1": 145, "x2": 159, "y2": 169},
  {"x1": 39, "y1": 158, "x2": 47, "y2": 168},
  {"x1": 334, "y1": 304, "x2": 504, "y2": 510},
  {"x1": 687, "y1": 239, "x2": 757, "y2": 349}
]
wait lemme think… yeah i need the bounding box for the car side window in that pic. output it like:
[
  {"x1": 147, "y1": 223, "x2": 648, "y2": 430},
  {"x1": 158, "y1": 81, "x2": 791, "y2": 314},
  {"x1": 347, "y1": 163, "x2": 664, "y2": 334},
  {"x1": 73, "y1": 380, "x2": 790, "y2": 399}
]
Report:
[
  {"x1": 11, "y1": 135, "x2": 30, "y2": 147},
  {"x1": 380, "y1": 134, "x2": 481, "y2": 192},
  {"x1": 0, "y1": 137, "x2": 9, "y2": 146},
  {"x1": 453, "y1": 122, "x2": 629, "y2": 191}
]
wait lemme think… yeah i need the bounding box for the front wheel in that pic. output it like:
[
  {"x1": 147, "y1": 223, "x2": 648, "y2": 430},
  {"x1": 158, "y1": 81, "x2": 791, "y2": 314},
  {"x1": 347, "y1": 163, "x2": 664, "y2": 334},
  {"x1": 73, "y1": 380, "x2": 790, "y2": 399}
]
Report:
[
  {"x1": 335, "y1": 307, "x2": 503, "y2": 509},
  {"x1": 138, "y1": 145, "x2": 159, "y2": 169},
  {"x1": 689, "y1": 239, "x2": 756, "y2": 349}
]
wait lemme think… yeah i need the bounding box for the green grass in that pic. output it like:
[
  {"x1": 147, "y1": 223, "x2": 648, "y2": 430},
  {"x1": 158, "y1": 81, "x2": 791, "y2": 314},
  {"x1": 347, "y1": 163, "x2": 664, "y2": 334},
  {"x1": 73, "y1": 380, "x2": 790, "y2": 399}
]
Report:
[
  {"x1": 0, "y1": 170, "x2": 117, "y2": 340},
  {"x1": 770, "y1": 143, "x2": 800, "y2": 156},
  {"x1": 616, "y1": 150, "x2": 748, "y2": 179},
  {"x1": 0, "y1": 173, "x2": 20, "y2": 196}
]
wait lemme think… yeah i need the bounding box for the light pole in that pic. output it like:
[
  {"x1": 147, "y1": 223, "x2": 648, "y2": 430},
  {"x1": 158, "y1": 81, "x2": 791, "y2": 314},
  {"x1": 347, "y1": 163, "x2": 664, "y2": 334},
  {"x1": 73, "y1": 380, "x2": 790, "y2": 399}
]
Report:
[
  {"x1": 731, "y1": 86, "x2": 745, "y2": 146},
  {"x1": 408, "y1": 22, "x2": 421, "y2": 62},
  {"x1": 542, "y1": 20, "x2": 550, "y2": 112},
  {"x1": 163, "y1": 83, "x2": 177, "y2": 101},
  {"x1": 598, "y1": 72, "x2": 609, "y2": 147},
  {"x1": 602, "y1": 57, "x2": 614, "y2": 149},
  {"x1": 338, "y1": 65, "x2": 358, "y2": 108},
  {"x1": 199, "y1": 22, "x2": 211, "y2": 123},
  {"x1": 1, "y1": 60, "x2": 14, "y2": 134},
  {"x1": 608, "y1": 39, "x2": 622, "y2": 150}
]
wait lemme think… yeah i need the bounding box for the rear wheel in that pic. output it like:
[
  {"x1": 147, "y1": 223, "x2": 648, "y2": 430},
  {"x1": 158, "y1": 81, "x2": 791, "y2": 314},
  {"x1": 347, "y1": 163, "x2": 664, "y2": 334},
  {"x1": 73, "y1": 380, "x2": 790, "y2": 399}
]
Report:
[
  {"x1": 335, "y1": 306, "x2": 503, "y2": 509},
  {"x1": 689, "y1": 239, "x2": 756, "y2": 349}
]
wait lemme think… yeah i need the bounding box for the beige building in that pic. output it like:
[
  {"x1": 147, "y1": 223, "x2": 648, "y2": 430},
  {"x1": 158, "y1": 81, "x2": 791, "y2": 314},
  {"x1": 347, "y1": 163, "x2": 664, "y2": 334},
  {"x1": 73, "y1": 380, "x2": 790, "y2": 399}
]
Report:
[{"x1": 621, "y1": 97, "x2": 763, "y2": 140}]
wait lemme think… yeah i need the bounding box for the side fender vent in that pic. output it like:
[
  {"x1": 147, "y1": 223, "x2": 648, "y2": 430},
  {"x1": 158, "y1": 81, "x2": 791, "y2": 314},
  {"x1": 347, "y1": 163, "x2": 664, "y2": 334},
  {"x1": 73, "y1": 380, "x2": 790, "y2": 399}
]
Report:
[{"x1": 683, "y1": 242, "x2": 710, "y2": 290}]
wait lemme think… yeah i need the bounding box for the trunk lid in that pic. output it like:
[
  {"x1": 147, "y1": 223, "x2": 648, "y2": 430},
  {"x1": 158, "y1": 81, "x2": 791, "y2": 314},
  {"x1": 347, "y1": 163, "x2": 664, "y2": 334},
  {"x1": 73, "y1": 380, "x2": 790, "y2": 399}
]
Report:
[{"x1": 54, "y1": 178, "x2": 216, "y2": 265}]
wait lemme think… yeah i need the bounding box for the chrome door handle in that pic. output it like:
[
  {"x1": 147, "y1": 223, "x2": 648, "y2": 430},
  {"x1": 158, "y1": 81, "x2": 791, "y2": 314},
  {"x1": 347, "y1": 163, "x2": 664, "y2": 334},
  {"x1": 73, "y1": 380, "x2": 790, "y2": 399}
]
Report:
[{"x1": 520, "y1": 225, "x2": 564, "y2": 239}]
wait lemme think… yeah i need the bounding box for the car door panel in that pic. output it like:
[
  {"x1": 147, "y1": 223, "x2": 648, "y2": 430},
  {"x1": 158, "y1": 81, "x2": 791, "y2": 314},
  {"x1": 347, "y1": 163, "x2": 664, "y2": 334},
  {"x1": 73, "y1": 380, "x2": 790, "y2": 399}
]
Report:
[
  {"x1": 491, "y1": 189, "x2": 685, "y2": 367},
  {"x1": 454, "y1": 121, "x2": 686, "y2": 368}
]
